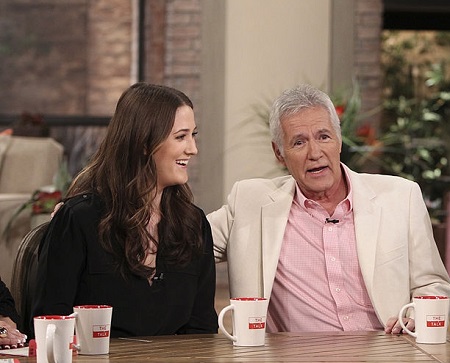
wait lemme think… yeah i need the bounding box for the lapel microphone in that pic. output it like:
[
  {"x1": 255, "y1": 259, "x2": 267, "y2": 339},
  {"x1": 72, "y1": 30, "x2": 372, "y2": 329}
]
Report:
[
  {"x1": 325, "y1": 218, "x2": 339, "y2": 224},
  {"x1": 152, "y1": 272, "x2": 164, "y2": 282}
]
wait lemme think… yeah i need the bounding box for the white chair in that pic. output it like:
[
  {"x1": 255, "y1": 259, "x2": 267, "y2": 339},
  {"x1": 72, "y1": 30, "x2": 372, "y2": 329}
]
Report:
[{"x1": 0, "y1": 136, "x2": 63, "y2": 287}]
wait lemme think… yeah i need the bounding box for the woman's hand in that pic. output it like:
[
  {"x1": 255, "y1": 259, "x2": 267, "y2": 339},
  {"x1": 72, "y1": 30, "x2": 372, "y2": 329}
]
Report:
[
  {"x1": 385, "y1": 316, "x2": 415, "y2": 334},
  {"x1": 0, "y1": 317, "x2": 27, "y2": 349}
]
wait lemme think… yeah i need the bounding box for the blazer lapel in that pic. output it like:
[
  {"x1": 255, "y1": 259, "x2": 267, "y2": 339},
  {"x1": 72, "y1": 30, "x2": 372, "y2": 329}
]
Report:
[
  {"x1": 348, "y1": 169, "x2": 381, "y2": 302},
  {"x1": 261, "y1": 178, "x2": 295, "y2": 298}
]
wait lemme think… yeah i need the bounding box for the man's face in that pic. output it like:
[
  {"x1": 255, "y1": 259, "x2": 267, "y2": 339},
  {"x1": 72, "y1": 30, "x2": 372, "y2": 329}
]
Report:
[{"x1": 272, "y1": 106, "x2": 342, "y2": 199}]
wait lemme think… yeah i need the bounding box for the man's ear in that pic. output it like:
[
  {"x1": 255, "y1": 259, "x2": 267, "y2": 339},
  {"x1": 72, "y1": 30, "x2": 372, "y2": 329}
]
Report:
[{"x1": 272, "y1": 142, "x2": 286, "y2": 165}]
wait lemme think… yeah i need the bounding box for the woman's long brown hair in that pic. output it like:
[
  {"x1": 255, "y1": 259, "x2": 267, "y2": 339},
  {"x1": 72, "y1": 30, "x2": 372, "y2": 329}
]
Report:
[{"x1": 67, "y1": 83, "x2": 202, "y2": 278}]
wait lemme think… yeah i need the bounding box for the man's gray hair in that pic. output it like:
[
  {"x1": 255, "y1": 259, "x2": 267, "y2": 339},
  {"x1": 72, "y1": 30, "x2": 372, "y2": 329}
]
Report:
[{"x1": 269, "y1": 84, "x2": 342, "y2": 153}]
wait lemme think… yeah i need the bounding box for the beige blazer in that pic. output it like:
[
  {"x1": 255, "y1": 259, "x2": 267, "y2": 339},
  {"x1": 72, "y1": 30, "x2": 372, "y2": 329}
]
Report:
[{"x1": 207, "y1": 164, "x2": 450, "y2": 326}]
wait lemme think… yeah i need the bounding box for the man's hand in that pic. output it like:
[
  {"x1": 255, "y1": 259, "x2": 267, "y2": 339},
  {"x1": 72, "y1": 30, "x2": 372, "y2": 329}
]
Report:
[
  {"x1": 385, "y1": 316, "x2": 415, "y2": 334},
  {"x1": 51, "y1": 201, "x2": 64, "y2": 218}
]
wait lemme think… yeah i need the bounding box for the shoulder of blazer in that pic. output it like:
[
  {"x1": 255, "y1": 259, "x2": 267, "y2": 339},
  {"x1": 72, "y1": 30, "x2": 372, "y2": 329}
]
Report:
[
  {"x1": 345, "y1": 165, "x2": 417, "y2": 192},
  {"x1": 344, "y1": 164, "x2": 420, "y2": 206},
  {"x1": 234, "y1": 175, "x2": 295, "y2": 193},
  {"x1": 228, "y1": 175, "x2": 295, "y2": 208}
]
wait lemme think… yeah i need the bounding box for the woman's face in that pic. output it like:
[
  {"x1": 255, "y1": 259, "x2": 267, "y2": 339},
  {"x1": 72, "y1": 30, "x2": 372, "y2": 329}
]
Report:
[{"x1": 153, "y1": 105, "x2": 198, "y2": 191}]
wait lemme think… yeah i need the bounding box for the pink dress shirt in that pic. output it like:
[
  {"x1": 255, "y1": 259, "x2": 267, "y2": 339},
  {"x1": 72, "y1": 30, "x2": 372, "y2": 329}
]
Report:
[{"x1": 266, "y1": 170, "x2": 383, "y2": 332}]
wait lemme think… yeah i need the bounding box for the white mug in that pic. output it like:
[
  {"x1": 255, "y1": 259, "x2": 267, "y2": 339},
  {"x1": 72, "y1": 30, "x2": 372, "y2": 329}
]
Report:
[
  {"x1": 34, "y1": 315, "x2": 76, "y2": 363},
  {"x1": 398, "y1": 295, "x2": 449, "y2": 344},
  {"x1": 72, "y1": 305, "x2": 113, "y2": 355},
  {"x1": 218, "y1": 297, "x2": 269, "y2": 346}
]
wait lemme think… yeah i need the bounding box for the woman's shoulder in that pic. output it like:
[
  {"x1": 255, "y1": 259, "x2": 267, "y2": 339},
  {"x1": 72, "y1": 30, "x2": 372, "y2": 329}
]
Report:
[
  {"x1": 60, "y1": 193, "x2": 104, "y2": 220},
  {"x1": 192, "y1": 204, "x2": 206, "y2": 218},
  {"x1": 64, "y1": 193, "x2": 102, "y2": 207},
  {"x1": 191, "y1": 204, "x2": 212, "y2": 242}
]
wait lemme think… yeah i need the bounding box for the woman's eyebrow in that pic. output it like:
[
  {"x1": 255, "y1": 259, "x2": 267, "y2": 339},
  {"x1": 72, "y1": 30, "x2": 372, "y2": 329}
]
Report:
[{"x1": 173, "y1": 126, "x2": 197, "y2": 135}]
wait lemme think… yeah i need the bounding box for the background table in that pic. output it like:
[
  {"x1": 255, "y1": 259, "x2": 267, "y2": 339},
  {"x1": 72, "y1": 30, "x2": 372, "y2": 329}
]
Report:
[{"x1": 1, "y1": 331, "x2": 449, "y2": 362}]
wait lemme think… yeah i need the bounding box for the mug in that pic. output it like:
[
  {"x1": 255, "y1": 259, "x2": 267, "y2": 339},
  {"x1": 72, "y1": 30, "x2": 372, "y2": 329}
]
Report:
[
  {"x1": 218, "y1": 297, "x2": 269, "y2": 346},
  {"x1": 398, "y1": 295, "x2": 449, "y2": 344},
  {"x1": 72, "y1": 305, "x2": 113, "y2": 355},
  {"x1": 34, "y1": 315, "x2": 76, "y2": 363}
]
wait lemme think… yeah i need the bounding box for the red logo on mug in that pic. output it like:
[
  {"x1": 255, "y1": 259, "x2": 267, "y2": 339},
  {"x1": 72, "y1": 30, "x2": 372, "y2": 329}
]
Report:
[
  {"x1": 92, "y1": 324, "x2": 110, "y2": 338},
  {"x1": 426, "y1": 315, "x2": 445, "y2": 327},
  {"x1": 248, "y1": 317, "x2": 265, "y2": 329}
]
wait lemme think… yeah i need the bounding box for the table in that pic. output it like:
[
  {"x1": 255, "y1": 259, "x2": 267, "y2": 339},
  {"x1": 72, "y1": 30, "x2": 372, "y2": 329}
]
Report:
[{"x1": 1, "y1": 332, "x2": 449, "y2": 362}]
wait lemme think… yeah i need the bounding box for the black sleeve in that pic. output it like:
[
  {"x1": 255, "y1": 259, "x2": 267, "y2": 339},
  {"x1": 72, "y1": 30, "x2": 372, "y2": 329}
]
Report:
[
  {"x1": 32, "y1": 198, "x2": 90, "y2": 319},
  {"x1": 0, "y1": 279, "x2": 20, "y2": 324},
  {"x1": 182, "y1": 210, "x2": 218, "y2": 334}
]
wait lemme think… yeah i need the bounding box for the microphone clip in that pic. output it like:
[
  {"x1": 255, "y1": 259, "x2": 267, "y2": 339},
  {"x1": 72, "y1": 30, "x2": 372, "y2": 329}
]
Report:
[
  {"x1": 325, "y1": 218, "x2": 339, "y2": 224},
  {"x1": 152, "y1": 272, "x2": 164, "y2": 282}
]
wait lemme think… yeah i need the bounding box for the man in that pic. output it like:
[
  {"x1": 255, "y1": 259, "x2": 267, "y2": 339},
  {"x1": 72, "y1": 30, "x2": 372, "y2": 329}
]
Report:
[{"x1": 208, "y1": 84, "x2": 450, "y2": 334}]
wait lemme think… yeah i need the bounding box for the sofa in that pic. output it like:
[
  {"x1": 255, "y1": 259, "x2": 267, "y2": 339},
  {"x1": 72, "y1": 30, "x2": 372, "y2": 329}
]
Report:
[{"x1": 0, "y1": 135, "x2": 63, "y2": 288}]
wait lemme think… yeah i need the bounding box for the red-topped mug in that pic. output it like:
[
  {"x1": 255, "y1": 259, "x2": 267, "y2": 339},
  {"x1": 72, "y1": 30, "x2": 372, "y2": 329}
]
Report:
[
  {"x1": 398, "y1": 296, "x2": 449, "y2": 344},
  {"x1": 218, "y1": 297, "x2": 268, "y2": 347},
  {"x1": 71, "y1": 305, "x2": 113, "y2": 355},
  {"x1": 34, "y1": 315, "x2": 76, "y2": 363}
]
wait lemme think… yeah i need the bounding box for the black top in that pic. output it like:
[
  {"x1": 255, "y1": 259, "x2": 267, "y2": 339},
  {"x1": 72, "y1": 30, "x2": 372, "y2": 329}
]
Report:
[
  {"x1": 0, "y1": 279, "x2": 19, "y2": 324},
  {"x1": 32, "y1": 194, "x2": 218, "y2": 337}
]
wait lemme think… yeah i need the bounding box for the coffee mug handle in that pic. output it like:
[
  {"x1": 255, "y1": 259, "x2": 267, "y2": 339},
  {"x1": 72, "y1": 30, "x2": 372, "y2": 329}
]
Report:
[
  {"x1": 68, "y1": 312, "x2": 81, "y2": 351},
  {"x1": 46, "y1": 323, "x2": 57, "y2": 363},
  {"x1": 218, "y1": 304, "x2": 237, "y2": 342},
  {"x1": 398, "y1": 302, "x2": 417, "y2": 337}
]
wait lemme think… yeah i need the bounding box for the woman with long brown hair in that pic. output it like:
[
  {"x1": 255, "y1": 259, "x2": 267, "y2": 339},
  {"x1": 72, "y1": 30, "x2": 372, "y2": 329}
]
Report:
[{"x1": 32, "y1": 83, "x2": 218, "y2": 337}]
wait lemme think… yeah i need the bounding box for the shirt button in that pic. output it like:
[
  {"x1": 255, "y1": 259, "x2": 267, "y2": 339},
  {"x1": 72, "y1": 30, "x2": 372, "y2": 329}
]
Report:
[
  {"x1": 343, "y1": 315, "x2": 349, "y2": 321},
  {"x1": 330, "y1": 257, "x2": 336, "y2": 262},
  {"x1": 328, "y1": 227, "x2": 333, "y2": 232},
  {"x1": 335, "y1": 288, "x2": 341, "y2": 292}
]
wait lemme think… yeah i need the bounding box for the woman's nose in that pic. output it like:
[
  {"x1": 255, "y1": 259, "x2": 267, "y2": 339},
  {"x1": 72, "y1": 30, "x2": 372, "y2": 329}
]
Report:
[{"x1": 187, "y1": 137, "x2": 198, "y2": 155}]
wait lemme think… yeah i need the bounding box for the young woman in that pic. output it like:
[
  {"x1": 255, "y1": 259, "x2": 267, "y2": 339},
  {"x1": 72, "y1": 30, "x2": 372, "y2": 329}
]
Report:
[{"x1": 32, "y1": 83, "x2": 218, "y2": 337}]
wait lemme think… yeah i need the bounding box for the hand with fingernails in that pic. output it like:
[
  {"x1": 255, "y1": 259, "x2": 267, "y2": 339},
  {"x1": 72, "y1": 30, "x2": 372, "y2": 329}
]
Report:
[{"x1": 0, "y1": 317, "x2": 27, "y2": 349}]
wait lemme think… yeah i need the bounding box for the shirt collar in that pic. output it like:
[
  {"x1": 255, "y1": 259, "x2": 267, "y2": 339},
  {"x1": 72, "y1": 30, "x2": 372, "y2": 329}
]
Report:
[{"x1": 294, "y1": 163, "x2": 353, "y2": 213}]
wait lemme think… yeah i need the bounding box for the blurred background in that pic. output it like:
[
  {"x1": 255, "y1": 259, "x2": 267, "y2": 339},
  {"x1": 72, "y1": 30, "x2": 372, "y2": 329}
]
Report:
[{"x1": 1, "y1": 0, "x2": 450, "y2": 314}]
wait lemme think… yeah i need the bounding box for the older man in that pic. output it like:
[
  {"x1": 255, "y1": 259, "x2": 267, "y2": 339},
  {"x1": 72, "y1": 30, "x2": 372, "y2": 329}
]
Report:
[{"x1": 208, "y1": 84, "x2": 450, "y2": 334}]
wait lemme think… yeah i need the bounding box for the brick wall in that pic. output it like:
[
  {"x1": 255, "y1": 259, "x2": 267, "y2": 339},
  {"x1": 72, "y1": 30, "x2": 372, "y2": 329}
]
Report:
[
  {"x1": 0, "y1": 0, "x2": 132, "y2": 116},
  {"x1": 354, "y1": 0, "x2": 384, "y2": 127},
  {"x1": 0, "y1": 0, "x2": 384, "y2": 186},
  {"x1": 57, "y1": 0, "x2": 133, "y2": 175},
  {"x1": 86, "y1": 0, "x2": 133, "y2": 115},
  {"x1": 165, "y1": 0, "x2": 202, "y2": 195},
  {"x1": 0, "y1": 0, "x2": 134, "y2": 175},
  {"x1": 0, "y1": 0, "x2": 89, "y2": 114}
]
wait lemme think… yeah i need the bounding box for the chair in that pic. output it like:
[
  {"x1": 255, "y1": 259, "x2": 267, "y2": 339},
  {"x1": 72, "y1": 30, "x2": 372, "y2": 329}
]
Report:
[
  {"x1": 10, "y1": 221, "x2": 49, "y2": 337},
  {"x1": 0, "y1": 135, "x2": 63, "y2": 287}
]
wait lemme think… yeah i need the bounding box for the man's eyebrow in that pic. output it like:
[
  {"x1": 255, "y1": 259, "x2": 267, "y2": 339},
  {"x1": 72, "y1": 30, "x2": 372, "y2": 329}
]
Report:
[
  {"x1": 288, "y1": 128, "x2": 333, "y2": 142},
  {"x1": 288, "y1": 132, "x2": 306, "y2": 143},
  {"x1": 317, "y1": 127, "x2": 332, "y2": 134}
]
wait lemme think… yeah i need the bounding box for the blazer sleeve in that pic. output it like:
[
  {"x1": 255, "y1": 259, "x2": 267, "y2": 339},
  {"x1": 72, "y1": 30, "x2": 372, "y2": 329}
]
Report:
[
  {"x1": 181, "y1": 210, "x2": 218, "y2": 334},
  {"x1": 408, "y1": 182, "x2": 450, "y2": 297},
  {"x1": 207, "y1": 182, "x2": 240, "y2": 263}
]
